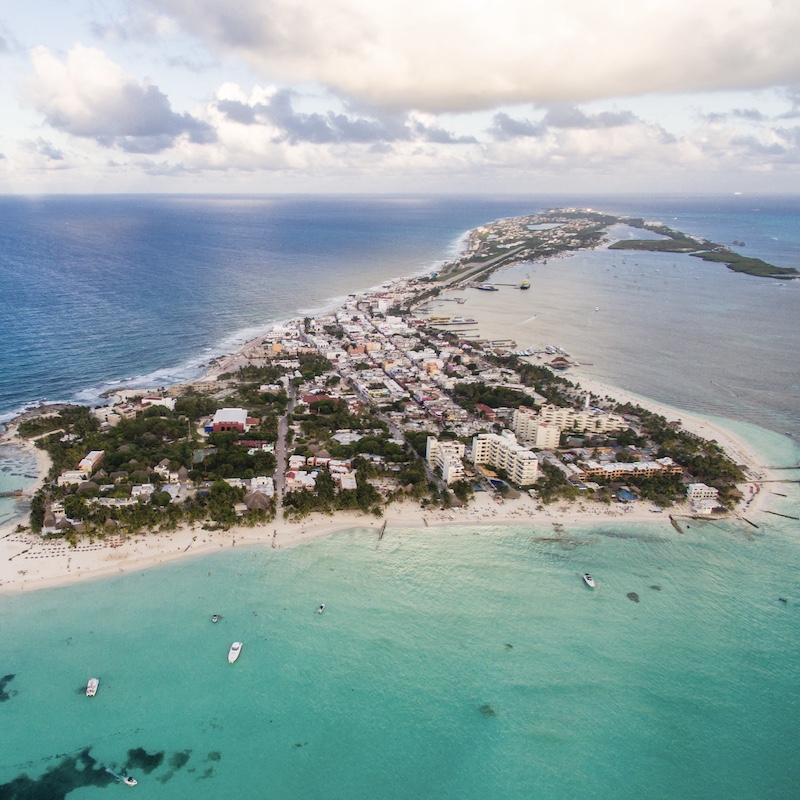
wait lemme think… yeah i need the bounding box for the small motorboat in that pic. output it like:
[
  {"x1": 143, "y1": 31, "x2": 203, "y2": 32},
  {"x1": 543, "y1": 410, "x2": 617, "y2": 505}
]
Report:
[
  {"x1": 582, "y1": 573, "x2": 596, "y2": 588},
  {"x1": 86, "y1": 678, "x2": 99, "y2": 697},
  {"x1": 211, "y1": 614, "x2": 219, "y2": 623},
  {"x1": 123, "y1": 777, "x2": 138, "y2": 787},
  {"x1": 316, "y1": 604, "x2": 325, "y2": 614},
  {"x1": 228, "y1": 642, "x2": 242, "y2": 663}
]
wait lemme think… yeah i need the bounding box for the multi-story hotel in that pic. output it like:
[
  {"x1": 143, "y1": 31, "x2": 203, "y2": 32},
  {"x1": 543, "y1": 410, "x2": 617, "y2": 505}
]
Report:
[
  {"x1": 425, "y1": 437, "x2": 467, "y2": 485},
  {"x1": 470, "y1": 431, "x2": 539, "y2": 486},
  {"x1": 512, "y1": 407, "x2": 562, "y2": 449},
  {"x1": 538, "y1": 404, "x2": 627, "y2": 434}
]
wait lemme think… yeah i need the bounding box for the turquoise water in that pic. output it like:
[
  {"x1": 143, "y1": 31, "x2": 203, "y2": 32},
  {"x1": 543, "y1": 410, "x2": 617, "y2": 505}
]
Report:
[
  {"x1": 2, "y1": 432, "x2": 799, "y2": 799},
  {"x1": 0, "y1": 445, "x2": 37, "y2": 529}
]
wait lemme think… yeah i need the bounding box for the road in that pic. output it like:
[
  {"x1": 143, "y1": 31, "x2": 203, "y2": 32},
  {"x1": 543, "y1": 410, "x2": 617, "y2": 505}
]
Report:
[{"x1": 273, "y1": 380, "x2": 297, "y2": 512}]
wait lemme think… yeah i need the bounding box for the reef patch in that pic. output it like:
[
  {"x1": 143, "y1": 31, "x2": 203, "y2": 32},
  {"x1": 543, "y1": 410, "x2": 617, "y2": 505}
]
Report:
[{"x1": 0, "y1": 674, "x2": 17, "y2": 702}]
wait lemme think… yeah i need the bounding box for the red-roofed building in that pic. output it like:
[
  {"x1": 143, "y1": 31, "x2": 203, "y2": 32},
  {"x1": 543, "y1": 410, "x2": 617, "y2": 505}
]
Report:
[{"x1": 475, "y1": 403, "x2": 496, "y2": 421}]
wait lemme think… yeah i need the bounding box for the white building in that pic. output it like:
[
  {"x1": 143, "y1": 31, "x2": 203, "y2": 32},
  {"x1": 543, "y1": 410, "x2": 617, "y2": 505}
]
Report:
[
  {"x1": 425, "y1": 436, "x2": 467, "y2": 485},
  {"x1": 687, "y1": 483, "x2": 720, "y2": 512},
  {"x1": 687, "y1": 483, "x2": 719, "y2": 502},
  {"x1": 250, "y1": 476, "x2": 275, "y2": 497},
  {"x1": 538, "y1": 404, "x2": 626, "y2": 434},
  {"x1": 141, "y1": 396, "x2": 176, "y2": 411},
  {"x1": 57, "y1": 470, "x2": 90, "y2": 487},
  {"x1": 336, "y1": 471, "x2": 358, "y2": 491},
  {"x1": 512, "y1": 407, "x2": 562, "y2": 449},
  {"x1": 471, "y1": 431, "x2": 539, "y2": 486}
]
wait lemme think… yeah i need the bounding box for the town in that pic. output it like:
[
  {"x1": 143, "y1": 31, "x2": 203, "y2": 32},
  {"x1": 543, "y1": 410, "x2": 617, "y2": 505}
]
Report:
[{"x1": 14, "y1": 210, "x2": 746, "y2": 541}]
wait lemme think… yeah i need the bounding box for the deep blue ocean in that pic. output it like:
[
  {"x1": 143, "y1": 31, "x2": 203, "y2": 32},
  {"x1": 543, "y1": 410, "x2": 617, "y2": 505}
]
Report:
[
  {"x1": 1, "y1": 194, "x2": 797, "y2": 423},
  {"x1": 1, "y1": 194, "x2": 799, "y2": 799}
]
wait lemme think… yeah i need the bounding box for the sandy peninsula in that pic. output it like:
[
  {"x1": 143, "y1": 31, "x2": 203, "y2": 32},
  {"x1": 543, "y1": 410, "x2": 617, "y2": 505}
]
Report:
[{"x1": 0, "y1": 214, "x2": 780, "y2": 596}]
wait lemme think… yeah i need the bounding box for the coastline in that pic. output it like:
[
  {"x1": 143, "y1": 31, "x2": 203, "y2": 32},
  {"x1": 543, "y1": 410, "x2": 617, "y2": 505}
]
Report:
[
  {"x1": 0, "y1": 473, "x2": 773, "y2": 596},
  {"x1": 0, "y1": 212, "x2": 787, "y2": 596}
]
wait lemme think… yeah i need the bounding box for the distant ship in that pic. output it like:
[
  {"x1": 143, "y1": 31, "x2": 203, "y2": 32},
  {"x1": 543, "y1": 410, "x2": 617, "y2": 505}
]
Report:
[
  {"x1": 520, "y1": 278, "x2": 531, "y2": 290},
  {"x1": 476, "y1": 284, "x2": 498, "y2": 291}
]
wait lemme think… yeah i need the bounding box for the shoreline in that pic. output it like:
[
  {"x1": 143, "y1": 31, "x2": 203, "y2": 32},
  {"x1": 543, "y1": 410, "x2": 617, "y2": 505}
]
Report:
[
  {"x1": 0, "y1": 211, "x2": 788, "y2": 596},
  {"x1": 0, "y1": 481, "x2": 770, "y2": 596}
]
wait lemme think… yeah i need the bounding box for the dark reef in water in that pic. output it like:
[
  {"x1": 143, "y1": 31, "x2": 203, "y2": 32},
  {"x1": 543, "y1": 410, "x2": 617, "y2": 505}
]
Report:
[
  {"x1": 627, "y1": 592, "x2": 640, "y2": 603},
  {"x1": 0, "y1": 747, "x2": 114, "y2": 800},
  {"x1": 479, "y1": 704, "x2": 497, "y2": 717},
  {"x1": 0, "y1": 674, "x2": 17, "y2": 702},
  {"x1": 124, "y1": 747, "x2": 164, "y2": 773},
  {"x1": 169, "y1": 751, "x2": 191, "y2": 770},
  {"x1": 0, "y1": 746, "x2": 202, "y2": 799}
]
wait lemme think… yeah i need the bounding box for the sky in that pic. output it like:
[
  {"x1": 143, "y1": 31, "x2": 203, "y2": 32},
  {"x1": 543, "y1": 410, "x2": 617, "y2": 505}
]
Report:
[{"x1": 2, "y1": 0, "x2": 800, "y2": 194}]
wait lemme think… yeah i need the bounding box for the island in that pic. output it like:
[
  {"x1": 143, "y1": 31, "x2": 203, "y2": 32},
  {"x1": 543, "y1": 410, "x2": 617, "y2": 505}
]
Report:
[{"x1": 0, "y1": 208, "x2": 779, "y2": 593}]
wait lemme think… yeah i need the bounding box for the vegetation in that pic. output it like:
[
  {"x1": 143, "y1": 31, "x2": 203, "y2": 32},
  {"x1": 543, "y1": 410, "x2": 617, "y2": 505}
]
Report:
[
  {"x1": 689, "y1": 250, "x2": 798, "y2": 279},
  {"x1": 536, "y1": 462, "x2": 579, "y2": 505},
  {"x1": 450, "y1": 382, "x2": 538, "y2": 412},
  {"x1": 283, "y1": 469, "x2": 383, "y2": 519},
  {"x1": 609, "y1": 221, "x2": 797, "y2": 279}
]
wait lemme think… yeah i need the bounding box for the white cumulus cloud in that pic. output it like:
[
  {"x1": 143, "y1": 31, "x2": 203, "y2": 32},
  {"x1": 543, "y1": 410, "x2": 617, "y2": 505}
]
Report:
[
  {"x1": 143, "y1": 0, "x2": 800, "y2": 112},
  {"x1": 26, "y1": 44, "x2": 214, "y2": 152}
]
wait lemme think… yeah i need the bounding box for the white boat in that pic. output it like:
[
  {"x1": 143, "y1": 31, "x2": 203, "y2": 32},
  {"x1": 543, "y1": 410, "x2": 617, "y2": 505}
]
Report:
[
  {"x1": 123, "y1": 777, "x2": 138, "y2": 786},
  {"x1": 582, "y1": 573, "x2": 596, "y2": 588},
  {"x1": 228, "y1": 642, "x2": 242, "y2": 663},
  {"x1": 316, "y1": 604, "x2": 325, "y2": 614},
  {"x1": 86, "y1": 678, "x2": 99, "y2": 697}
]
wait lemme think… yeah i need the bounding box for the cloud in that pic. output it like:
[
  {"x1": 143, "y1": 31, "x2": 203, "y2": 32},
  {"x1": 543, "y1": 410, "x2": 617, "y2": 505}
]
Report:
[
  {"x1": 214, "y1": 88, "x2": 475, "y2": 144},
  {"x1": 702, "y1": 107, "x2": 768, "y2": 123},
  {"x1": 143, "y1": 0, "x2": 800, "y2": 112},
  {"x1": 26, "y1": 45, "x2": 215, "y2": 153},
  {"x1": 0, "y1": 21, "x2": 22, "y2": 55},
  {"x1": 540, "y1": 105, "x2": 639, "y2": 130},
  {"x1": 489, "y1": 105, "x2": 640, "y2": 141},
  {"x1": 89, "y1": 7, "x2": 177, "y2": 43},
  {"x1": 489, "y1": 113, "x2": 544, "y2": 141},
  {"x1": 22, "y1": 137, "x2": 65, "y2": 161}
]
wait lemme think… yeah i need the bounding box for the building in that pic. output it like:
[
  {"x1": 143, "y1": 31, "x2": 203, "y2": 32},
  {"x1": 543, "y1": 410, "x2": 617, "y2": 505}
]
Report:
[
  {"x1": 141, "y1": 396, "x2": 176, "y2": 411},
  {"x1": 78, "y1": 450, "x2": 105, "y2": 472},
  {"x1": 686, "y1": 483, "x2": 719, "y2": 502},
  {"x1": 212, "y1": 408, "x2": 256, "y2": 433},
  {"x1": 57, "y1": 470, "x2": 90, "y2": 487},
  {"x1": 285, "y1": 470, "x2": 318, "y2": 492},
  {"x1": 470, "y1": 431, "x2": 539, "y2": 486},
  {"x1": 687, "y1": 483, "x2": 720, "y2": 512},
  {"x1": 425, "y1": 436, "x2": 466, "y2": 485},
  {"x1": 581, "y1": 456, "x2": 683, "y2": 480},
  {"x1": 250, "y1": 476, "x2": 275, "y2": 497},
  {"x1": 512, "y1": 407, "x2": 561, "y2": 449},
  {"x1": 538, "y1": 404, "x2": 626, "y2": 434}
]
